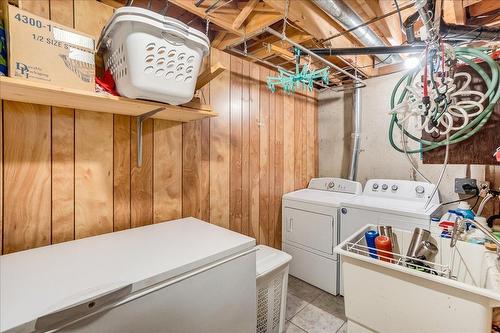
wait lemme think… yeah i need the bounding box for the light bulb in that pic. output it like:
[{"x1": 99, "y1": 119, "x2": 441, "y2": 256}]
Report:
[{"x1": 404, "y1": 57, "x2": 420, "y2": 70}]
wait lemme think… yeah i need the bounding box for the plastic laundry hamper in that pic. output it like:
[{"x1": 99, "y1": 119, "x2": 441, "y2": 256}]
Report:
[
  {"x1": 98, "y1": 7, "x2": 210, "y2": 105},
  {"x1": 256, "y1": 245, "x2": 292, "y2": 333}
]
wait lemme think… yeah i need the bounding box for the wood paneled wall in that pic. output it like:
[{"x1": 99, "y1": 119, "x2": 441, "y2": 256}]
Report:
[{"x1": 0, "y1": 0, "x2": 318, "y2": 254}]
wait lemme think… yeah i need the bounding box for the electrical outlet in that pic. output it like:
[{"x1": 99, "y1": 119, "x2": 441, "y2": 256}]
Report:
[{"x1": 455, "y1": 178, "x2": 477, "y2": 194}]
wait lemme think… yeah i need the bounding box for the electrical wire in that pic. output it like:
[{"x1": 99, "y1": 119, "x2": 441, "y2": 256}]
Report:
[
  {"x1": 440, "y1": 187, "x2": 479, "y2": 207},
  {"x1": 471, "y1": 195, "x2": 481, "y2": 210},
  {"x1": 401, "y1": 121, "x2": 432, "y2": 183},
  {"x1": 352, "y1": 55, "x2": 392, "y2": 69},
  {"x1": 341, "y1": 40, "x2": 412, "y2": 71},
  {"x1": 392, "y1": 0, "x2": 404, "y2": 33},
  {"x1": 424, "y1": 132, "x2": 449, "y2": 210}
]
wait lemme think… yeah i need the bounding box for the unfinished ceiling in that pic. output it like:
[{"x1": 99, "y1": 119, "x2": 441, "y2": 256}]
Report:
[{"x1": 100, "y1": 0, "x2": 500, "y2": 87}]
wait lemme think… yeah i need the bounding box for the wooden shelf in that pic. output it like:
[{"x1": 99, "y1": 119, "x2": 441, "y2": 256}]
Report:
[{"x1": 0, "y1": 77, "x2": 217, "y2": 122}]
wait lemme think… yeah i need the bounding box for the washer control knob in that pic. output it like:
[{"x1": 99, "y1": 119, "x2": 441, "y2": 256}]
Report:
[
  {"x1": 328, "y1": 181, "x2": 335, "y2": 189},
  {"x1": 381, "y1": 184, "x2": 388, "y2": 191},
  {"x1": 372, "y1": 183, "x2": 379, "y2": 190},
  {"x1": 415, "y1": 185, "x2": 425, "y2": 195},
  {"x1": 391, "y1": 184, "x2": 399, "y2": 191}
]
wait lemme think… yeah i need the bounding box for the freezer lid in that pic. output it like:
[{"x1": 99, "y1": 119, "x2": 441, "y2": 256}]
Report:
[{"x1": 0, "y1": 218, "x2": 255, "y2": 332}]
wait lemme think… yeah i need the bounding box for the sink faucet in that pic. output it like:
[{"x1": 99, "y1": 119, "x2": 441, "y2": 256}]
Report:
[{"x1": 451, "y1": 217, "x2": 500, "y2": 271}]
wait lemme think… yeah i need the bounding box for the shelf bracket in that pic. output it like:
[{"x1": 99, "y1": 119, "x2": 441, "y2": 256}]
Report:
[{"x1": 136, "y1": 107, "x2": 165, "y2": 167}]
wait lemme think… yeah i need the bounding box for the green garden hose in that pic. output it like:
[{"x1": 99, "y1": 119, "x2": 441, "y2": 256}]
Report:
[{"x1": 389, "y1": 47, "x2": 499, "y2": 154}]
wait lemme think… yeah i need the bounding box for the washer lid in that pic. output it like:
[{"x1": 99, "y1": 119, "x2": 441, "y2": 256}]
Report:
[
  {"x1": 342, "y1": 195, "x2": 441, "y2": 218},
  {"x1": 283, "y1": 189, "x2": 360, "y2": 207}
]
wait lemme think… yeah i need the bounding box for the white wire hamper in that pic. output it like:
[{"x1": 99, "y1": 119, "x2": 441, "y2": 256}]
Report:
[
  {"x1": 256, "y1": 245, "x2": 292, "y2": 333},
  {"x1": 98, "y1": 7, "x2": 210, "y2": 105}
]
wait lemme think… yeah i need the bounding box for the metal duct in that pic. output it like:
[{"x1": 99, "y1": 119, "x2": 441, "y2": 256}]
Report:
[
  {"x1": 348, "y1": 84, "x2": 361, "y2": 181},
  {"x1": 313, "y1": 0, "x2": 402, "y2": 64}
]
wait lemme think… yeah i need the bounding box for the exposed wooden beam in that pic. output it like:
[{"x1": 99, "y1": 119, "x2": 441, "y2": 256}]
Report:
[
  {"x1": 269, "y1": 45, "x2": 324, "y2": 71},
  {"x1": 378, "y1": 0, "x2": 405, "y2": 45},
  {"x1": 469, "y1": 13, "x2": 500, "y2": 27},
  {"x1": 434, "y1": 0, "x2": 444, "y2": 36},
  {"x1": 169, "y1": 0, "x2": 240, "y2": 33},
  {"x1": 98, "y1": 0, "x2": 125, "y2": 8},
  {"x1": 169, "y1": 0, "x2": 281, "y2": 41},
  {"x1": 211, "y1": 31, "x2": 228, "y2": 48},
  {"x1": 453, "y1": 0, "x2": 466, "y2": 25},
  {"x1": 269, "y1": 44, "x2": 294, "y2": 61},
  {"x1": 217, "y1": 33, "x2": 249, "y2": 49},
  {"x1": 238, "y1": 2, "x2": 279, "y2": 13},
  {"x1": 353, "y1": 0, "x2": 393, "y2": 45},
  {"x1": 248, "y1": 27, "x2": 314, "y2": 52},
  {"x1": 247, "y1": 29, "x2": 314, "y2": 62},
  {"x1": 463, "y1": 0, "x2": 482, "y2": 6},
  {"x1": 195, "y1": 62, "x2": 227, "y2": 90},
  {"x1": 263, "y1": 0, "x2": 375, "y2": 76},
  {"x1": 469, "y1": 0, "x2": 500, "y2": 16},
  {"x1": 233, "y1": 0, "x2": 260, "y2": 29},
  {"x1": 374, "y1": 61, "x2": 406, "y2": 76}
]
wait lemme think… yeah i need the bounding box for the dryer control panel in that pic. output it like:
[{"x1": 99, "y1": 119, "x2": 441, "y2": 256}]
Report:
[
  {"x1": 364, "y1": 179, "x2": 440, "y2": 205},
  {"x1": 308, "y1": 178, "x2": 362, "y2": 195}
]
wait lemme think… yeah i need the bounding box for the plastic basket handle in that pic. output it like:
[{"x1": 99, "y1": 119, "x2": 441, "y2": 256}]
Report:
[{"x1": 161, "y1": 23, "x2": 189, "y2": 42}]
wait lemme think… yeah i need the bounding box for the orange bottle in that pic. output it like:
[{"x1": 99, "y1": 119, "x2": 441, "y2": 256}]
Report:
[{"x1": 375, "y1": 235, "x2": 393, "y2": 262}]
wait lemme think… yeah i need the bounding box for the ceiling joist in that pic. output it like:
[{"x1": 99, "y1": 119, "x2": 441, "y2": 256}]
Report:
[
  {"x1": 233, "y1": 0, "x2": 260, "y2": 29},
  {"x1": 262, "y1": 0, "x2": 375, "y2": 76}
]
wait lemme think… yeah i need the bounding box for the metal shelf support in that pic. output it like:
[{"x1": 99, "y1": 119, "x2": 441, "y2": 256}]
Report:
[{"x1": 136, "y1": 107, "x2": 165, "y2": 167}]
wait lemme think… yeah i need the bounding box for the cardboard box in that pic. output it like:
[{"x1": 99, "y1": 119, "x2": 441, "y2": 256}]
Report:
[{"x1": 3, "y1": 4, "x2": 95, "y2": 91}]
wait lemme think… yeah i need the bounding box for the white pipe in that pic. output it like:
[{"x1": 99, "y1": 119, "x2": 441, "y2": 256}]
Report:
[
  {"x1": 476, "y1": 194, "x2": 493, "y2": 216},
  {"x1": 348, "y1": 84, "x2": 361, "y2": 181}
]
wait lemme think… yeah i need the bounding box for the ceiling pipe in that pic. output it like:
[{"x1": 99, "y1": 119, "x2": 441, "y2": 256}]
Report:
[
  {"x1": 311, "y1": 45, "x2": 426, "y2": 56},
  {"x1": 440, "y1": 22, "x2": 500, "y2": 41},
  {"x1": 312, "y1": 0, "x2": 403, "y2": 64}
]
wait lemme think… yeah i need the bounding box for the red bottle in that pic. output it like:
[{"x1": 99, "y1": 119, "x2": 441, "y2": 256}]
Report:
[{"x1": 375, "y1": 235, "x2": 393, "y2": 262}]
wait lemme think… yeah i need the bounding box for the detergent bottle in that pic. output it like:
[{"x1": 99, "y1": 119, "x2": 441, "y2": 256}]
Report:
[
  {"x1": 456, "y1": 201, "x2": 475, "y2": 220},
  {"x1": 435, "y1": 210, "x2": 462, "y2": 238},
  {"x1": 456, "y1": 201, "x2": 475, "y2": 230},
  {"x1": 465, "y1": 216, "x2": 489, "y2": 245}
]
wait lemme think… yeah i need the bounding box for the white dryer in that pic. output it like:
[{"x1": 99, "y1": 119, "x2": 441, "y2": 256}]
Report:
[
  {"x1": 339, "y1": 178, "x2": 442, "y2": 294},
  {"x1": 282, "y1": 178, "x2": 362, "y2": 295}
]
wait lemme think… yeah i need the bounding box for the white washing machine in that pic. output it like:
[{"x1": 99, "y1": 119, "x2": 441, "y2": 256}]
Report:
[
  {"x1": 282, "y1": 177, "x2": 362, "y2": 295},
  {"x1": 339, "y1": 178, "x2": 442, "y2": 294}
]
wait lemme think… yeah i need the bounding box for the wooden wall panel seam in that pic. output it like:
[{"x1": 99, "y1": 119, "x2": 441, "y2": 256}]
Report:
[{"x1": 1, "y1": 1, "x2": 320, "y2": 250}]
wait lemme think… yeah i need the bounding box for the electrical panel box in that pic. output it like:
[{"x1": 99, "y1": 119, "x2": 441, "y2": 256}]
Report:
[{"x1": 455, "y1": 178, "x2": 477, "y2": 194}]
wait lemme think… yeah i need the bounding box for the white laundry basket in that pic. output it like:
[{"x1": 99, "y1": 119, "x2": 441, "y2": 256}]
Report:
[
  {"x1": 98, "y1": 7, "x2": 210, "y2": 105},
  {"x1": 256, "y1": 245, "x2": 292, "y2": 333}
]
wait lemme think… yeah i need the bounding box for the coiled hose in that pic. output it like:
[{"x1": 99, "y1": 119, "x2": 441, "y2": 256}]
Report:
[{"x1": 389, "y1": 47, "x2": 499, "y2": 154}]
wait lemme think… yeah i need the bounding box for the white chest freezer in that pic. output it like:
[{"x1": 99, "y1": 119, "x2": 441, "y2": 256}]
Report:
[{"x1": 0, "y1": 218, "x2": 256, "y2": 333}]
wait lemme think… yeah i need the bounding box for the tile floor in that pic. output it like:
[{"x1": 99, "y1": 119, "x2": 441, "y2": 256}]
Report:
[{"x1": 285, "y1": 275, "x2": 347, "y2": 333}]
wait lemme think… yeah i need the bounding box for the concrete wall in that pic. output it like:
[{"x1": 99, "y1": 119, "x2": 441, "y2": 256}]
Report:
[{"x1": 318, "y1": 72, "x2": 499, "y2": 204}]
